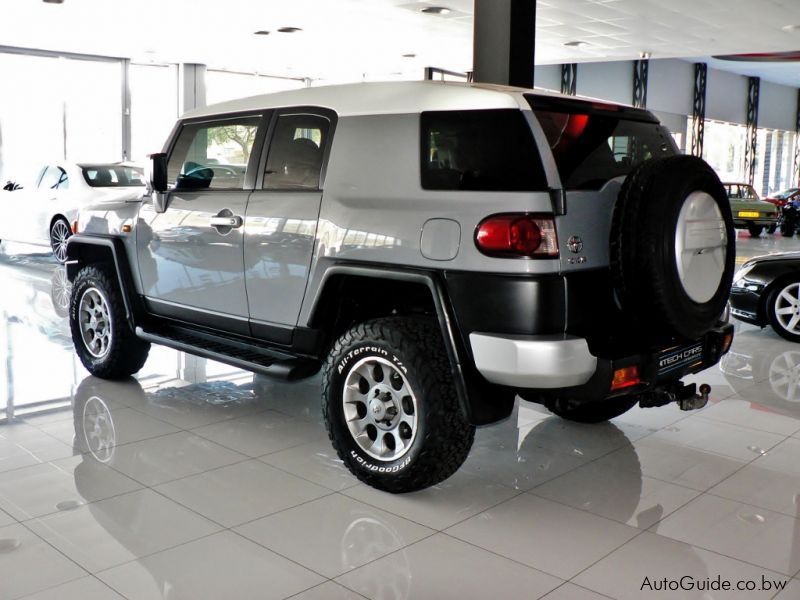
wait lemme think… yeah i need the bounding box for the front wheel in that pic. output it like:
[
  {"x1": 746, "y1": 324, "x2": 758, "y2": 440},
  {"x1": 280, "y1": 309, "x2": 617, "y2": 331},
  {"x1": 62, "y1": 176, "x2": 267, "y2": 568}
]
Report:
[
  {"x1": 322, "y1": 317, "x2": 474, "y2": 493},
  {"x1": 545, "y1": 396, "x2": 639, "y2": 423},
  {"x1": 50, "y1": 217, "x2": 71, "y2": 263},
  {"x1": 748, "y1": 224, "x2": 764, "y2": 238},
  {"x1": 69, "y1": 265, "x2": 150, "y2": 378},
  {"x1": 768, "y1": 281, "x2": 800, "y2": 343}
]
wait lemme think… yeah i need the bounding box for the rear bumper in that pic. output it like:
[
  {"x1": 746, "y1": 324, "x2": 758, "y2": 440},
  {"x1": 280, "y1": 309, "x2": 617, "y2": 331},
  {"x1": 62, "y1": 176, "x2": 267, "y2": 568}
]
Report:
[
  {"x1": 470, "y1": 323, "x2": 734, "y2": 395},
  {"x1": 469, "y1": 333, "x2": 596, "y2": 388}
]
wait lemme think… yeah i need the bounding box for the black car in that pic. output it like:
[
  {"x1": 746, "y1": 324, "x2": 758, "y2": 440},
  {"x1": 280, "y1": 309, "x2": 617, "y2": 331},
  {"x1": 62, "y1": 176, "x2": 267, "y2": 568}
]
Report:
[{"x1": 730, "y1": 252, "x2": 800, "y2": 341}]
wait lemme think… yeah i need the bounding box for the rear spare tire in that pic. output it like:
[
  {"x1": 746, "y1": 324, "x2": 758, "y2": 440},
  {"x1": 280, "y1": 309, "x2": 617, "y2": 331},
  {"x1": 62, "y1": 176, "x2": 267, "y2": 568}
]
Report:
[{"x1": 611, "y1": 155, "x2": 735, "y2": 340}]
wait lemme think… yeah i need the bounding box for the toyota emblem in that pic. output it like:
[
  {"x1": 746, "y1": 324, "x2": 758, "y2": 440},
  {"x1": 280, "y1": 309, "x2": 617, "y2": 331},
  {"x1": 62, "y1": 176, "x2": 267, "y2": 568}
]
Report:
[{"x1": 567, "y1": 236, "x2": 583, "y2": 253}]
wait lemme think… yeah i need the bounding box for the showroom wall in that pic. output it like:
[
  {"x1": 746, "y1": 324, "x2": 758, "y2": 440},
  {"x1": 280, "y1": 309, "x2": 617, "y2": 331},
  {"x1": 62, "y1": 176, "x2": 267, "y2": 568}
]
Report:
[{"x1": 535, "y1": 58, "x2": 799, "y2": 194}]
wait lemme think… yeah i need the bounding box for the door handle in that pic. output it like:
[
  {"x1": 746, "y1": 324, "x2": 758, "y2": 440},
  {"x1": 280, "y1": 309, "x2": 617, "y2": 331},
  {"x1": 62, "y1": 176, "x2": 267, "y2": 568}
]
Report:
[{"x1": 210, "y1": 215, "x2": 243, "y2": 228}]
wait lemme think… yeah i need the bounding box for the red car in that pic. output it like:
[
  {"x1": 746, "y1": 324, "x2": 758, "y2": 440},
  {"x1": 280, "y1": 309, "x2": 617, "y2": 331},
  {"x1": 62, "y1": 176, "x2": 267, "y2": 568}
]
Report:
[{"x1": 765, "y1": 187, "x2": 800, "y2": 207}]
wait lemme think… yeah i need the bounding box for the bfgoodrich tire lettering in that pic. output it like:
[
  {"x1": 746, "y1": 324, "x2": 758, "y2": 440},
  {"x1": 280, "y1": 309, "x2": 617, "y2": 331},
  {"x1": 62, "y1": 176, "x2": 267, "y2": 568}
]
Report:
[
  {"x1": 69, "y1": 265, "x2": 150, "y2": 379},
  {"x1": 322, "y1": 317, "x2": 474, "y2": 493}
]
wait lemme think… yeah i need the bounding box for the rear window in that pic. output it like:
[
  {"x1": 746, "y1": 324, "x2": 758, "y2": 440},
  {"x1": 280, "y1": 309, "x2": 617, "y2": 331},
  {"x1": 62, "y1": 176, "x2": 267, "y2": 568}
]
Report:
[
  {"x1": 82, "y1": 166, "x2": 145, "y2": 188},
  {"x1": 421, "y1": 109, "x2": 547, "y2": 192},
  {"x1": 527, "y1": 96, "x2": 674, "y2": 191},
  {"x1": 724, "y1": 183, "x2": 758, "y2": 200}
]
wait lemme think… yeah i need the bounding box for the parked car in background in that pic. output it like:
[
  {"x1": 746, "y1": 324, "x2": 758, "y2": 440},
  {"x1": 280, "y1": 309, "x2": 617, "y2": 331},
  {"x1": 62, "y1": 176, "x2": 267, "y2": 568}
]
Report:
[
  {"x1": 730, "y1": 252, "x2": 800, "y2": 341},
  {"x1": 764, "y1": 187, "x2": 800, "y2": 208},
  {"x1": 724, "y1": 182, "x2": 779, "y2": 237},
  {"x1": 0, "y1": 162, "x2": 144, "y2": 262}
]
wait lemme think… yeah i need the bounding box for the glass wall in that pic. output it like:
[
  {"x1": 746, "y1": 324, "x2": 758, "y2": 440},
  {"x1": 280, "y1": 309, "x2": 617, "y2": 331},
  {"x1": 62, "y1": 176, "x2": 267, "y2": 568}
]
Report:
[
  {"x1": 0, "y1": 51, "x2": 122, "y2": 183},
  {"x1": 206, "y1": 70, "x2": 304, "y2": 105},
  {"x1": 130, "y1": 63, "x2": 179, "y2": 161}
]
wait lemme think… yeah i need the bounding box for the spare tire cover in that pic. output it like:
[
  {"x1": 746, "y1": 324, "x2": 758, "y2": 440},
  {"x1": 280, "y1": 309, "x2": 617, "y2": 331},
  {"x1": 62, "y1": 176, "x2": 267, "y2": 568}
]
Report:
[{"x1": 610, "y1": 155, "x2": 735, "y2": 340}]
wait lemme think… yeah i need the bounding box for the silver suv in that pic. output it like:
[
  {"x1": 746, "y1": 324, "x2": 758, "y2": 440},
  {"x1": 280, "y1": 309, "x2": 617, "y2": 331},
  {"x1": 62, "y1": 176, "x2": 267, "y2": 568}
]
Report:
[{"x1": 66, "y1": 82, "x2": 735, "y2": 493}]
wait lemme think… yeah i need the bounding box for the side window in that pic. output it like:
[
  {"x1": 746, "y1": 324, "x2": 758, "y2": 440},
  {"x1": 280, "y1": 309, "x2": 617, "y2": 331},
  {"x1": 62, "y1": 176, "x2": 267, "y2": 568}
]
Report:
[
  {"x1": 167, "y1": 116, "x2": 261, "y2": 190},
  {"x1": 38, "y1": 166, "x2": 68, "y2": 190},
  {"x1": 421, "y1": 109, "x2": 548, "y2": 192},
  {"x1": 38, "y1": 166, "x2": 63, "y2": 190},
  {"x1": 263, "y1": 113, "x2": 331, "y2": 190}
]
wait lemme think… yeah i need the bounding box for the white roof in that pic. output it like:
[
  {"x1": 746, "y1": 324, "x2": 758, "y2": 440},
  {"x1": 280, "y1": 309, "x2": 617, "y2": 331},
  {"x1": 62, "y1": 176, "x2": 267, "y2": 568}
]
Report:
[{"x1": 184, "y1": 81, "x2": 566, "y2": 119}]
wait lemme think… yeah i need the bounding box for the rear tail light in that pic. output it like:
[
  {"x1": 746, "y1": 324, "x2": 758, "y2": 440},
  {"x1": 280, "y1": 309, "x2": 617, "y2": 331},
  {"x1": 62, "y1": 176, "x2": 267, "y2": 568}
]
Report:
[
  {"x1": 611, "y1": 366, "x2": 640, "y2": 391},
  {"x1": 475, "y1": 214, "x2": 558, "y2": 258}
]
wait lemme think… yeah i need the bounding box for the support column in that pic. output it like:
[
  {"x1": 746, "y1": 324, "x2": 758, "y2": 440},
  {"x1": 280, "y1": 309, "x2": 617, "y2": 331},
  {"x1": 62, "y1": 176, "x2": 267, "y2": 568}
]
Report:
[
  {"x1": 178, "y1": 63, "x2": 207, "y2": 115},
  {"x1": 690, "y1": 63, "x2": 707, "y2": 157},
  {"x1": 560, "y1": 63, "x2": 577, "y2": 96},
  {"x1": 121, "y1": 58, "x2": 131, "y2": 161},
  {"x1": 473, "y1": 0, "x2": 536, "y2": 88},
  {"x1": 744, "y1": 76, "x2": 760, "y2": 186},
  {"x1": 632, "y1": 59, "x2": 649, "y2": 109}
]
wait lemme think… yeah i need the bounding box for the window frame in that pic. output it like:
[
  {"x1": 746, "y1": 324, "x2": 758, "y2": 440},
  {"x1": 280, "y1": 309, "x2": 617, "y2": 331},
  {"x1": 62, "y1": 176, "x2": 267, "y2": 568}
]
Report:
[
  {"x1": 165, "y1": 110, "x2": 270, "y2": 192},
  {"x1": 254, "y1": 106, "x2": 338, "y2": 192}
]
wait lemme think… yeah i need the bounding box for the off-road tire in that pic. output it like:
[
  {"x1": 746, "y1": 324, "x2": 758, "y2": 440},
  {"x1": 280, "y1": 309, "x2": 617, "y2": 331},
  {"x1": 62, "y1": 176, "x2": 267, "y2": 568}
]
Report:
[
  {"x1": 322, "y1": 317, "x2": 474, "y2": 493},
  {"x1": 69, "y1": 265, "x2": 150, "y2": 379},
  {"x1": 748, "y1": 224, "x2": 764, "y2": 238},
  {"x1": 545, "y1": 396, "x2": 639, "y2": 424},
  {"x1": 611, "y1": 155, "x2": 735, "y2": 341}
]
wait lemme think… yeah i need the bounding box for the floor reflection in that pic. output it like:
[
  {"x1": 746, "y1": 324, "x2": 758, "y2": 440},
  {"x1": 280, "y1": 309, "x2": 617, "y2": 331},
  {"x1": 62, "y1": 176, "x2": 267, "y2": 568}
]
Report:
[{"x1": 1, "y1": 236, "x2": 800, "y2": 598}]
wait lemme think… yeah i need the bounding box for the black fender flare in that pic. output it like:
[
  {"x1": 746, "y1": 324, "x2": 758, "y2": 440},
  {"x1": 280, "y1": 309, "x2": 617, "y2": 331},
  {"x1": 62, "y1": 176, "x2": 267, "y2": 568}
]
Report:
[
  {"x1": 307, "y1": 263, "x2": 515, "y2": 425},
  {"x1": 65, "y1": 234, "x2": 143, "y2": 331}
]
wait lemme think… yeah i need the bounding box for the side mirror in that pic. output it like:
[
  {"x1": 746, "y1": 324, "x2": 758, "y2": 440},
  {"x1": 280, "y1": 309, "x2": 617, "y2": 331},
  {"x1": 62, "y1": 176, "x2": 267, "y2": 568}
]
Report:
[
  {"x1": 146, "y1": 153, "x2": 169, "y2": 213},
  {"x1": 147, "y1": 153, "x2": 168, "y2": 193}
]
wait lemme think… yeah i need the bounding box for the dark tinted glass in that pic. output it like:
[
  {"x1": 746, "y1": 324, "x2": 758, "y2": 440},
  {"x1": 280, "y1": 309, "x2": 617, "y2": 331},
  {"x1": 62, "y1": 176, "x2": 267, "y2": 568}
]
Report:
[
  {"x1": 421, "y1": 109, "x2": 547, "y2": 192},
  {"x1": 531, "y1": 103, "x2": 674, "y2": 191},
  {"x1": 264, "y1": 114, "x2": 330, "y2": 190}
]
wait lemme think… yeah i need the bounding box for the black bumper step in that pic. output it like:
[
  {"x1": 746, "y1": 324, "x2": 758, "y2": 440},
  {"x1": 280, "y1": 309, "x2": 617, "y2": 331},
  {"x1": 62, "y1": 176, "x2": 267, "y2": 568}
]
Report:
[{"x1": 135, "y1": 326, "x2": 320, "y2": 381}]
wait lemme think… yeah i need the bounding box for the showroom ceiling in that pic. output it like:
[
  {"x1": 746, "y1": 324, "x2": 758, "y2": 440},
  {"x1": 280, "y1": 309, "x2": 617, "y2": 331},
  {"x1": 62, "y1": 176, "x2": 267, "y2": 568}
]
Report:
[{"x1": 1, "y1": 0, "x2": 800, "y2": 83}]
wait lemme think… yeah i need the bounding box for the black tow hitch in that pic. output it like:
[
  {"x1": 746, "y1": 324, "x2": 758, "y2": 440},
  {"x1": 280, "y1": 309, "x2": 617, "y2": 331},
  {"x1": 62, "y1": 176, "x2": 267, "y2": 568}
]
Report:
[{"x1": 638, "y1": 382, "x2": 711, "y2": 411}]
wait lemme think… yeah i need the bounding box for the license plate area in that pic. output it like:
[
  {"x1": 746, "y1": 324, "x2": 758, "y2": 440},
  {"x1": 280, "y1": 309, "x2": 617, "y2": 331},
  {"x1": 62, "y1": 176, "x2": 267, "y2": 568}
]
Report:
[
  {"x1": 737, "y1": 211, "x2": 760, "y2": 218},
  {"x1": 656, "y1": 341, "x2": 704, "y2": 377}
]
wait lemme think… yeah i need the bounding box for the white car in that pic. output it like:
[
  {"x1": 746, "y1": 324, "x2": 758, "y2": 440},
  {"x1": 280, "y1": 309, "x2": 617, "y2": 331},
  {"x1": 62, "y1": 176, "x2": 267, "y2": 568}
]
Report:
[{"x1": 0, "y1": 162, "x2": 144, "y2": 262}]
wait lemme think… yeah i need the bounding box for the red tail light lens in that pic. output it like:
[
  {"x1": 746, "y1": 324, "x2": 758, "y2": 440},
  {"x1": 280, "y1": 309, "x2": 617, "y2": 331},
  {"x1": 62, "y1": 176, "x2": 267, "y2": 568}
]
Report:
[
  {"x1": 475, "y1": 214, "x2": 558, "y2": 258},
  {"x1": 611, "y1": 366, "x2": 641, "y2": 391}
]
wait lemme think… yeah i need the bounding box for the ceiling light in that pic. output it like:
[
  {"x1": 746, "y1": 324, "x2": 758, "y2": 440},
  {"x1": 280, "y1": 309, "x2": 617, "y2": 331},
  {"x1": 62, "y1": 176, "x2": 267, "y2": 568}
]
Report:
[
  {"x1": 402, "y1": 53, "x2": 417, "y2": 58},
  {"x1": 254, "y1": 30, "x2": 270, "y2": 35},
  {"x1": 421, "y1": 6, "x2": 451, "y2": 15},
  {"x1": 42, "y1": 0, "x2": 64, "y2": 4},
  {"x1": 782, "y1": 24, "x2": 800, "y2": 32},
  {"x1": 564, "y1": 40, "x2": 589, "y2": 47},
  {"x1": 277, "y1": 27, "x2": 302, "y2": 33}
]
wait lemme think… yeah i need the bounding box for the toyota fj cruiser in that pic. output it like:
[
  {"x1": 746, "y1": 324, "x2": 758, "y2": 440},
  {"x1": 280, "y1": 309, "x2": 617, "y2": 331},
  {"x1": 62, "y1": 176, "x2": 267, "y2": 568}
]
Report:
[{"x1": 66, "y1": 82, "x2": 735, "y2": 493}]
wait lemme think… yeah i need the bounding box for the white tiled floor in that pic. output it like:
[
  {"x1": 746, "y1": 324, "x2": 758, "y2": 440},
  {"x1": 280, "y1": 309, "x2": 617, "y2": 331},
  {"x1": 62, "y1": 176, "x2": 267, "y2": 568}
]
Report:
[{"x1": 2, "y1": 236, "x2": 800, "y2": 599}]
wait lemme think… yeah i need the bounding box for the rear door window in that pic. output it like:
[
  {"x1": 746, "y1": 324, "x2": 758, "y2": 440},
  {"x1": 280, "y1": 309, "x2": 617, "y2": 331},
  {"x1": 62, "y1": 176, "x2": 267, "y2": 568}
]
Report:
[
  {"x1": 263, "y1": 113, "x2": 331, "y2": 190},
  {"x1": 421, "y1": 109, "x2": 547, "y2": 192},
  {"x1": 528, "y1": 96, "x2": 675, "y2": 191}
]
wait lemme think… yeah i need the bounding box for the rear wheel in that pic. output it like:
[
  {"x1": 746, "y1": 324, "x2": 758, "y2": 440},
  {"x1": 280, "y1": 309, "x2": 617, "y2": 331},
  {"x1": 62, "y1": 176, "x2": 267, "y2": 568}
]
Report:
[
  {"x1": 768, "y1": 281, "x2": 800, "y2": 343},
  {"x1": 767, "y1": 223, "x2": 778, "y2": 234},
  {"x1": 748, "y1": 224, "x2": 764, "y2": 238},
  {"x1": 322, "y1": 317, "x2": 474, "y2": 493},
  {"x1": 50, "y1": 217, "x2": 71, "y2": 263},
  {"x1": 545, "y1": 396, "x2": 639, "y2": 424},
  {"x1": 69, "y1": 265, "x2": 150, "y2": 378}
]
